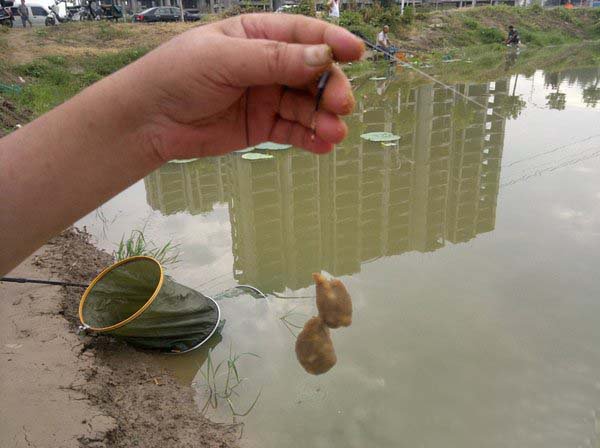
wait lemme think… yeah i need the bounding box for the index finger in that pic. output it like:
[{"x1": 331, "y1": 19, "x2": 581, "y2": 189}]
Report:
[{"x1": 217, "y1": 13, "x2": 365, "y2": 62}]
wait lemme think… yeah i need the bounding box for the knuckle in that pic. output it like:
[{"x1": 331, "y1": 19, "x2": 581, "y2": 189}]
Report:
[{"x1": 265, "y1": 41, "x2": 289, "y2": 75}]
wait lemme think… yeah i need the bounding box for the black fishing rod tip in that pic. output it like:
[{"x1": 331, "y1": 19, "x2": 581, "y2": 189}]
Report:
[
  {"x1": 312, "y1": 70, "x2": 333, "y2": 140},
  {"x1": 314, "y1": 70, "x2": 332, "y2": 112},
  {"x1": 317, "y1": 70, "x2": 332, "y2": 91}
]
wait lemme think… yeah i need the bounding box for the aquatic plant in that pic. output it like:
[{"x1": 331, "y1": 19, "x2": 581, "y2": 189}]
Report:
[
  {"x1": 241, "y1": 152, "x2": 274, "y2": 160},
  {"x1": 360, "y1": 132, "x2": 401, "y2": 142},
  {"x1": 114, "y1": 229, "x2": 180, "y2": 266},
  {"x1": 169, "y1": 158, "x2": 199, "y2": 164},
  {"x1": 199, "y1": 345, "x2": 262, "y2": 418},
  {"x1": 254, "y1": 142, "x2": 292, "y2": 151}
]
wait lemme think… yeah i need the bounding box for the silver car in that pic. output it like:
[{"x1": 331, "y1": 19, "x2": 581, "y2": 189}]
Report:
[{"x1": 10, "y1": 3, "x2": 51, "y2": 26}]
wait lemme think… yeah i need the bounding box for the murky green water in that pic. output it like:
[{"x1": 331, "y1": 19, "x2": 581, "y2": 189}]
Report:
[{"x1": 80, "y1": 63, "x2": 600, "y2": 447}]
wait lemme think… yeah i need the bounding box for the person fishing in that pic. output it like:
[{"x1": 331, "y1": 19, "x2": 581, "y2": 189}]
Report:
[
  {"x1": 377, "y1": 25, "x2": 397, "y2": 60},
  {"x1": 505, "y1": 25, "x2": 520, "y2": 47},
  {"x1": 0, "y1": 14, "x2": 365, "y2": 277}
]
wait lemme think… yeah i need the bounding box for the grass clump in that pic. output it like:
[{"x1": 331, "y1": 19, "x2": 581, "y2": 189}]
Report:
[
  {"x1": 200, "y1": 345, "x2": 262, "y2": 418},
  {"x1": 94, "y1": 22, "x2": 133, "y2": 41},
  {"x1": 462, "y1": 16, "x2": 479, "y2": 30},
  {"x1": 115, "y1": 229, "x2": 180, "y2": 266},
  {"x1": 340, "y1": 10, "x2": 377, "y2": 41},
  {"x1": 9, "y1": 47, "x2": 147, "y2": 116},
  {"x1": 478, "y1": 26, "x2": 504, "y2": 44}
]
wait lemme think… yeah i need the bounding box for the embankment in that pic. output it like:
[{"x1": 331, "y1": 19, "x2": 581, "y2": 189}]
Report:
[{"x1": 0, "y1": 228, "x2": 240, "y2": 447}]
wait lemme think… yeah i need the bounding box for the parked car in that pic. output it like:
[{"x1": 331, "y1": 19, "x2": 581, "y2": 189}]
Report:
[
  {"x1": 10, "y1": 2, "x2": 51, "y2": 26},
  {"x1": 183, "y1": 8, "x2": 200, "y2": 21},
  {"x1": 132, "y1": 6, "x2": 181, "y2": 22},
  {"x1": 275, "y1": 3, "x2": 299, "y2": 13}
]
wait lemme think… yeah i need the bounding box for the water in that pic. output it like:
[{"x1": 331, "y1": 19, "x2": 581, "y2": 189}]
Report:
[{"x1": 79, "y1": 64, "x2": 600, "y2": 447}]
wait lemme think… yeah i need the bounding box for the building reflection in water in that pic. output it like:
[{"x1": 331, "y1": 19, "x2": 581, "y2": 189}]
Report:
[{"x1": 144, "y1": 79, "x2": 509, "y2": 293}]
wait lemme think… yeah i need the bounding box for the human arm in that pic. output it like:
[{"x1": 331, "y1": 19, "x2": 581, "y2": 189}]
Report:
[{"x1": 0, "y1": 14, "x2": 364, "y2": 276}]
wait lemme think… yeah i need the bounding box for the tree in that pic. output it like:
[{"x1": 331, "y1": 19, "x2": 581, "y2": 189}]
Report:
[
  {"x1": 582, "y1": 76, "x2": 600, "y2": 108},
  {"x1": 546, "y1": 92, "x2": 566, "y2": 110},
  {"x1": 582, "y1": 87, "x2": 600, "y2": 108},
  {"x1": 544, "y1": 73, "x2": 566, "y2": 110},
  {"x1": 499, "y1": 75, "x2": 527, "y2": 119}
]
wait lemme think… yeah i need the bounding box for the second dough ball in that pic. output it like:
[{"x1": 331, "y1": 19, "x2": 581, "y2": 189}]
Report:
[
  {"x1": 295, "y1": 316, "x2": 337, "y2": 375},
  {"x1": 313, "y1": 273, "x2": 353, "y2": 329}
]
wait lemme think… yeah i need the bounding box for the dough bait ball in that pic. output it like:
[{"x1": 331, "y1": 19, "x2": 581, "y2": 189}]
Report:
[
  {"x1": 313, "y1": 273, "x2": 352, "y2": 329},
  {"x1": 295, "y1": 316, "x2": 337, "y2": 375}
]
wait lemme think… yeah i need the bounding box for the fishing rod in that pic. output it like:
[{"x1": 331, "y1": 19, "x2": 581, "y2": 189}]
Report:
[
  {"x1": 351, "y1": 31, "x2": 506, "y2": 120},
  {"x1": 0, "y1": 276, "x2": 88, "y2": 288},
  {"x1": 1, "y1": 277, "x2": 271, "y2": 299}
]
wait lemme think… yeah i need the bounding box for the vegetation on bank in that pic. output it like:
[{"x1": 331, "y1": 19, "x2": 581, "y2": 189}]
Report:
[
  {"x1": 0, "y1": 5, "x2": 599, "y2": 134},
  {"x1": 339, "y1": 4, "x2": 600, "y2": 50},
  {"x1": 9, "y1": 48, "x2": 147, "y2": 116}
]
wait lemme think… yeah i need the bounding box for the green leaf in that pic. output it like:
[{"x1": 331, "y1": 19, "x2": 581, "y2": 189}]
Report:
[
  {"x1": 360, "y1": 132, "x2": 401, "y2": 142},
  {"x1": 255, "y1": 142, "x2": 292, "y2": 150},
  {"x1": 242, "y1": 153, "x2": 274, "y2": 160}
]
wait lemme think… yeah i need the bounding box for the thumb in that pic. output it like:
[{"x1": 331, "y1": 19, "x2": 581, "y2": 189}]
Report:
[{"x1": 221, "y1": 38, "x2": 334, "y2": 88}]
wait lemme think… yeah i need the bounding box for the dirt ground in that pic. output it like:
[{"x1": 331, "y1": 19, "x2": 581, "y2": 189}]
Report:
[
  {"x1": 0, "y1": 63, "x2": 31, "y2": 137},
  {"x1": 0, "y1": 96, "x2": 30, "y2": 137},
  {"x1": 5, "y1": 22, "x2": 199, "y2": 65},
  {"x1": 0, "y1": 228, "x2": 240, "y2": 448}
]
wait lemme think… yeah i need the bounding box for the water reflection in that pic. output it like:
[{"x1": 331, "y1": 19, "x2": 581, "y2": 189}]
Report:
[
  {"x1": 78, "y1": 64, "x2": 600, "y2": 448},
  {"x1": 544, "y1": 66, "x2": 600, "y2": 109},
  {"x1": 144, "y1": 79, "x2": 510, "y2": 293}
]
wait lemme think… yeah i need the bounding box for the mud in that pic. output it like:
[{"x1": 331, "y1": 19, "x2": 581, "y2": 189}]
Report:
[
  {"x1": 2, "y1": 227, "x2": 240, "y2": 448},
  {"x1": 0, "y1": 96, "x2": 30, "y2": 137}
]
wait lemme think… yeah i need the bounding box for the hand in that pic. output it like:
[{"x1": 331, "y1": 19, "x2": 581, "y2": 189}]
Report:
[
  {"x1": 0, "y1": 14, "x2": 364, "y2": 275},
  {"x1": 127, "y1": 13, "x2": 364, "y2": 161}
]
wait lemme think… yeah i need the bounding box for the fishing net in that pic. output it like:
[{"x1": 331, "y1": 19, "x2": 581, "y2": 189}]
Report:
[{"x1": 79, "y1": 256, "x2": 220, "y2": 354}]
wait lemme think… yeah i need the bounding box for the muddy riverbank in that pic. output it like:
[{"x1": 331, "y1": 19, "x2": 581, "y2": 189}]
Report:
[{"x1": 0, "y1": 228, "x2": 239, "y2": 448}]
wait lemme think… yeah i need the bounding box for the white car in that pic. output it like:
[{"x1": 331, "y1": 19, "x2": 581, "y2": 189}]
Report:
[
  {"x1": 275, "y1": 4, "x2": 299, "y2": 13},
  {"x1": 10, "y1": 2, "x2": 52, "y2": 26}
]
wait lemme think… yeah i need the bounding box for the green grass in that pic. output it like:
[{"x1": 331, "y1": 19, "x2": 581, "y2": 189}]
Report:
[
  {"x1": 374, "y1": 4, "x2": 600, "y2": 50},
  {"x1": 114, "y1": 229, "x2": 180, "y2": 266},
  {"x1": 8, "y1": 48, "x2": 147, "y2": 116},
  {"x1": 200, "y1": 345, "x2": 262, "y2": 418},
  {"x1": 94, "y1": 22, "x2": 133, "y2": 41},
  {"x1": 406, "y1": 41, "x2": 600, "y2": 86}
]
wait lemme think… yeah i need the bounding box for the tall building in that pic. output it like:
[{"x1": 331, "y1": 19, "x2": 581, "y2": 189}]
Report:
[
  {"x1": 144, "y1": 79, "x2": 509, "y2": 293},
  {"x1": 145, "y1": 157, "x2": 229, "y2": 215}
]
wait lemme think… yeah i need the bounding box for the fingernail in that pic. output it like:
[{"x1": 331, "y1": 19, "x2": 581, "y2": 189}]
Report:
[{"x1": 304, "y1": 45, "x2": 332, "y2": 67}]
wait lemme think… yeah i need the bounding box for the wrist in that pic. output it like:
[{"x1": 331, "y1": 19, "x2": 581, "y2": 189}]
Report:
[{"x1": 84, "y1": 61, "x2": 167, "y2": 168}]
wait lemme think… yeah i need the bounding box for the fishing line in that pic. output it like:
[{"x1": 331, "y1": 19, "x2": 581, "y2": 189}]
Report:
[
  {"x1": 501, "y1": 146, "x2": 600, "y2": 188},
  {"x1": 504, "y1": 136, "x2": 600, "y2": 176},
  {"x1": 502, "y1": 133, "x2": 600, "y2": 168},
  {"x1": 354, "y1": 34, "x2": 507, "y2": 120},
  {"x1": 397, "y1": 59, "x2": 507, "y2": 120},
  {"x1": 194, "y1": 271, "x2": 233, "y2": 289}
]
